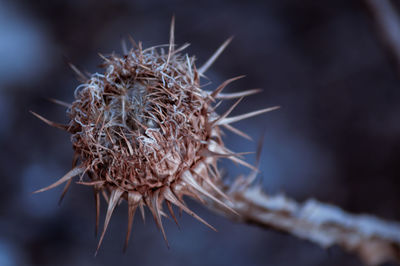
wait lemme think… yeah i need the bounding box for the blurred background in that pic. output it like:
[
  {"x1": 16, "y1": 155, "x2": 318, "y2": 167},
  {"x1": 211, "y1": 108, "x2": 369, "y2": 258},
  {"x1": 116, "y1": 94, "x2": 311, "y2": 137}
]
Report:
[{"x1": 1, "y1": 0, "x2": 400, "y2": 265}]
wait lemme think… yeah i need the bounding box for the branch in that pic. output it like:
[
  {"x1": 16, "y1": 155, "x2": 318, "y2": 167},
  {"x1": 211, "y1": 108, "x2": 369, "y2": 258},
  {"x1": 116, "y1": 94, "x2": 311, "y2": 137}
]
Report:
[
  {"x1": 365, "y1": 0, "x2": 400, "y2": 74},
  {"x1": 210, "y1": 185, "x2": 400, "y2": 265}
]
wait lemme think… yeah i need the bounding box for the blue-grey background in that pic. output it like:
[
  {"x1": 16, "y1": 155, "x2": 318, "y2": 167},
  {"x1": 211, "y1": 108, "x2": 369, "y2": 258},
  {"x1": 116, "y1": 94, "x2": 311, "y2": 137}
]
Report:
[{"x1": 1, "y1": 0, "x2": 400, "y2": 265}]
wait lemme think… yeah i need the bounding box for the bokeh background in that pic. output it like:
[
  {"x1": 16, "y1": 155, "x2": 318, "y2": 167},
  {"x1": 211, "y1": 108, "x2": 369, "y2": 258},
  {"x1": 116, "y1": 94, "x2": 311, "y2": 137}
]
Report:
[{"x1": 1, "y1": 0, "x2": 400, "y2": 265}]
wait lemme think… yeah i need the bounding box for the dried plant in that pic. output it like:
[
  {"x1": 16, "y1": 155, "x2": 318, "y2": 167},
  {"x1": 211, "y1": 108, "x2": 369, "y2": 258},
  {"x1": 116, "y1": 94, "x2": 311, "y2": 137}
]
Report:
[
  {"x1": 32, "y1": 18, "x2": 400, "y2": 265},
  {"x1": 32, "y1": 18, "x2": 277, "y2": 253}
]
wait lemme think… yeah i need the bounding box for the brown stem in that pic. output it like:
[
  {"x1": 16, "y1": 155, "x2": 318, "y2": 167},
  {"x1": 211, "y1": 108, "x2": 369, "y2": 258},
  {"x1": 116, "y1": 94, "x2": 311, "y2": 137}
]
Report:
[{"x1": 211, "y1": 186, "x2": 400, "y2": 265}]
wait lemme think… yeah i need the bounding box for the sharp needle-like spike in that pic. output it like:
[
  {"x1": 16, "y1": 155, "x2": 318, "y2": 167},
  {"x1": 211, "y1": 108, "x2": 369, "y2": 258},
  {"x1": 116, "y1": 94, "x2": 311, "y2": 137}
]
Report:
[
  {"x1": 121, "y1": 38, "x2": 128, "y2": 55},
  {"x1": 191, "y1": 170, "x2": 230, "y2": 201},
  {"x1": 212, "y1": 97, "x2": 243, "y2": 125},
  {"x1": 30, "y1": 111, "x2": 68, "y2": 131},
  {"x1": 128, "y1": 34, "x2": 138, "y2": 48},
  {"x1": 68, "y1": 63, "x2": 88, "y2": 82},
  {"x1": 98, "y1": 53, "x2": 110, "y2": 62},
  {"x1": 199, "y1": 37, "x2": 233, "y2": 75},
  {"x1": 182, "y1": 171, "x2": 238, "y2": 215},
  {"x1": 94, "y1": 188, "x2": 100, "y2": 237},
  {"x1": 216, "y1": 88, "x2": 262, "y2": 99},
  {"x1": 163, "y1": 187, "x2": 216, "y2": 231},
  {"x1": 47, "y1": 98, "x2": 72, "y2": 108},
  {"x1": 217, "y1": 106, "x2": 280, "y2": 126},
  {"x1": 222, "y1": 124, "x2": 253, "y2": 141},
  {"x1": 101, "y1": 190, "x2": 109, "y2": 204},
  {"x1": 160, "y1": 210, "x2": 169, "y2": 218},
  {"x1": 210, "y1": 100, "x2": 223, "y2": 113},
  {"x1": 228, "y1": 153, "x2": 259, "y2": 172},
  {"x1": 202, "y1": 149, "x2": 253, "y2": 159},
  {"x1": 139, "y1": 200, "x2": 146, "y2": 224},
  {"x1": 96, "y1": 188, "x2": 124, "y2": 256},
  {"x1": 33, "y1": 166, "x2": 85, "y2": 194},
  {"x1": 32, "y1": 24, "x2": 283, "y2": 253},
  {"x1": 173, "y1": 42, "x2": 190, "y2": 54},
  {"x1": 165, "y1": 16, "x2": 175, "y2": 69},
  {"x1": 210, "y1": 75, "x2": 245, "y2": 99},
  {"x1": 150, "y1": 190, "x2": 169, "y2": 247},
  {"x1": 124, "y1": 192, "x2": 142, "y2": 252},
  {"x1": 166, "y1": 200, "x2": 180, "y2": 228},
  {"x1": 76, "y1": 180, "x2": 105, "y2": 186},
  {"x1": 58, "y1": 179, "x2": 72, "y2": 205}
]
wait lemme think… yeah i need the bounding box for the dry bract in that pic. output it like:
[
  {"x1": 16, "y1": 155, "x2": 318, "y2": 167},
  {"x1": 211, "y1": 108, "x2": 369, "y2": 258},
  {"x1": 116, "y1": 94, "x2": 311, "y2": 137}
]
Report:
[{"x1": 32, "y1": 18, "x2": 276, "y2": 253}]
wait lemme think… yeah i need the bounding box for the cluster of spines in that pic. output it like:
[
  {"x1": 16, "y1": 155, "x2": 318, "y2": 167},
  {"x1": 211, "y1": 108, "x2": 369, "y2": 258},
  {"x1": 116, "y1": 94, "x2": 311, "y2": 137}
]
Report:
[{"x1": 31, "y1": 18, "x2": 279, "y2": 254}]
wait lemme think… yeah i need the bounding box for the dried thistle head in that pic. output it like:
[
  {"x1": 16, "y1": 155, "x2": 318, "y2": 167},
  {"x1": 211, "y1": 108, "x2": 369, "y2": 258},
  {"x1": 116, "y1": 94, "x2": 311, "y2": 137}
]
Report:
[{"x1": 32, "y1": 18, "x2": 278, "y2": 253}]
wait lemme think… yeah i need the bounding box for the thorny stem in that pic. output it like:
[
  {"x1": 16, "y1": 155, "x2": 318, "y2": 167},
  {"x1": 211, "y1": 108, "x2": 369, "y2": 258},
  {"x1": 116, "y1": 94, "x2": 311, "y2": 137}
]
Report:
[
  {"x1": 33, "y1": 16, "x2": 400, "y2": 265},
  {"x1": 210, "y1": 186, "x2": 400, "y2": 265}
]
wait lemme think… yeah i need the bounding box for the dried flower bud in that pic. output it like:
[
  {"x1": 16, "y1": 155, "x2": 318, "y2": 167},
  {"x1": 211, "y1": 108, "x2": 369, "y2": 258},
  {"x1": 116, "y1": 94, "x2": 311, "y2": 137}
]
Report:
[{"x1": 32, "y1": 18, "x2": 278, "y2": 253}]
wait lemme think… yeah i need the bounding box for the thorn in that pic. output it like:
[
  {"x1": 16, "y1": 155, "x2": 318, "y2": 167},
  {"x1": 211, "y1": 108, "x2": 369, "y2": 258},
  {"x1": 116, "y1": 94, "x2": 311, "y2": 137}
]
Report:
[
  {"x1": 163, "y1": 187, "x2": 217, "y2": 231},
  {"x1": 181, "y1": 171, "x2": 238, "y2": 215},
  {"x1": 146, "y1": 191, "x2": 169, "y2": 248},
  {"x1": 212, "y1": 97, "x2": 244, "y2": 125},
  {"x1": 68, "y1": 63, "x2": 88, "y2": 82},
  {"x1": 191, "y1": 166, "x2": 230, "y2": 202},
  {"x1": 128, "y1": 34, "x2": 138, "y2": 49},
  {"x1": 30, "y1": 111, "x2": 68, "y2": 131},
  {"x1": 216, "y1": 88, "x2": 262, "y2": 100},
  {"x1": 165, "y1": 16, "x2": 175, "y2": 69},
  {"x1": 166, "y1": 200, "x2": 180, "y2": 229},
  {"x1": 98, "y1": 53, "x2": 110, "y2": 62},
  {"x1": 94, "y1": 188, "x2": 100, "y2": 237},
  {"x1": 210, "y1": 75, "x2": 245, "y2": 99},
  {"x1": 217, "y1": 106, "x2": 280, "y2": 126},
  {"x1": 228, "y1": 153, "x2": 260, "y2": 172},
  {"x1": 209, "y1": 100, "x2": 223, "y2": 113},
  {"x1": 173, "y1": 43, "x2": 190, "y2": 55},
  {"x1": 222, "y1": 124, "x2": 253, "y2": 141},
  {"x1": 75, "y1": 180, "x2": 105, "y2": 186},
  {"x1": 208, "y1": 139, "x2": 259, "y2": 172},
  {"x1": 95, "y1": 188, "x2": 124, "y2": 256},
  {"x1": 201, "y1": 149, "x2": 253, "y2": 159},
  {"x1": 101, "y1": 190, "x2": 109, "y2": 204},
  {"x1": 121, "y1": 38, "x2": 128, "y2": 55},
  {"x1": 47, "y1": 98, "x2": 72, "y2": 108},
  {"x1": 124, "y1": 192, "x2": 142, "y2": 252},
  {"x1": 139, "y1": 200, "x2": 146, "y2": 224},
  {"x1": 33, "y1": 166, "x2": 85, "y2": 194},
  {"x1": 199, "y1": 37, "x2": 233, "y2": 75},
  {"x1": 58, "y1": 179, "x2": 72, "y2": 206}
]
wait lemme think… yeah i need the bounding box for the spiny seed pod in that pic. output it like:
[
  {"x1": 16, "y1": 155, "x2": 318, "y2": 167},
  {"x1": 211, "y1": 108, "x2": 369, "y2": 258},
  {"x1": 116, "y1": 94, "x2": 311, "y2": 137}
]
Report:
[{"x1": 32, "y1": 18, "x2": 278, "y2": 253}]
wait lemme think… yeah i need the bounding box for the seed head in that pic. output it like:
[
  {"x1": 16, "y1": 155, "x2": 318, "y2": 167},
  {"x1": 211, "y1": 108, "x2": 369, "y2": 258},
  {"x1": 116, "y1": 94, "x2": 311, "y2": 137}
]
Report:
[{"x1": 32, "y1": 18, "x2": 278, "y2": 253}]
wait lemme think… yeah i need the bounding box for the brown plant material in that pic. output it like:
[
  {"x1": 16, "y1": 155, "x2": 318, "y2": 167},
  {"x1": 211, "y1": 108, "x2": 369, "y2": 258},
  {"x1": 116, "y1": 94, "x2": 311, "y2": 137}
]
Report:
[
  {"x1": 32, "y1": 18, "x2": 277, "y2": 253},
  {"x1": 211, "y1": 181, "x2": 400, "y2": 266},
  {"x1": 32, "y1": 18, "x2": 400, "y2": 266}
]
